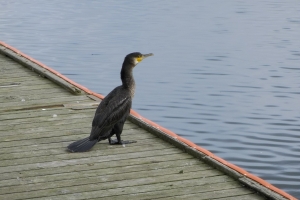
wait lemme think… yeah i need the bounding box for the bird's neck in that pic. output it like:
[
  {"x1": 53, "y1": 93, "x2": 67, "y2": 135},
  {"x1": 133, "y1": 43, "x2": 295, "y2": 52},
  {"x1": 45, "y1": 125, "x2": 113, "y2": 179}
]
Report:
[{"x1": 121, "y1": 64, "x2": 136, "y2": 97}]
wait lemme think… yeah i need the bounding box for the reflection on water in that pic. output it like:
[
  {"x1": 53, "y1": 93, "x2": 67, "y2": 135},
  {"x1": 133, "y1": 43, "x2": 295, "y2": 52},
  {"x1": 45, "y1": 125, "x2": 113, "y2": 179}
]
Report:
[{"x1": 1, "y1": 0, "x2": 300, "y2": 197}]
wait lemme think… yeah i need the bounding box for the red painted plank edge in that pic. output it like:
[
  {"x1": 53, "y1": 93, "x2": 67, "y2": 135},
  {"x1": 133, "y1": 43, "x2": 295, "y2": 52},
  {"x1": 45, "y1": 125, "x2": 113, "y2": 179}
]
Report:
[{"x1": 0, "y1": 41, "x2": 297, "y2": 200}]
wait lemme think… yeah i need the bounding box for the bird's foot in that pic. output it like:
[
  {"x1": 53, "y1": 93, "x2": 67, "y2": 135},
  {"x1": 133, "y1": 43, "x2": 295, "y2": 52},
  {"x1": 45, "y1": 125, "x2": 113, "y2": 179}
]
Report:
[{"x1": 109, "y1": 139, "x2": 137, "y2": 145}]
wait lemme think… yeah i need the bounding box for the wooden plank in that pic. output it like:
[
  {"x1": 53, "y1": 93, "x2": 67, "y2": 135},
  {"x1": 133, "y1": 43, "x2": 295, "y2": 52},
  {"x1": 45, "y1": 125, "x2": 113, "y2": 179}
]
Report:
[
  {"x1": 0, "y1": 61, "x2": 33, "y2": 69},
  {"x1": 0, "y1": 127, "x2": 153, "y2": 149},
  {"x1": 0, "y1": 83, "x2": 70, "y2": 93},
  {"x1": 0, "y1": 92, "x2": 74, "y2": 103},
  {"x1": 0, "y1": 92, "x2": 86, "y2": 106},
  {"x1": 0, "y1": 60, "x2": 36, "y2": 70},
  {"x1": 0, "y1": 120, "x2": 91, "y2": 137},
  {"x1": 0, "y1": 139, "x2": 177, "y2": 168},
  {"x1": 0, "y1": 117, "x2": 135, "y2": 137},
  {"x1": 0, "y1": 82, "x2": 21, "y2": 88},
  {"x1": 91, "y1": 181, "x2": 243, "y2": 200},
  {"x1": 0, "y1": 99, "x2": 98, "y2": 118},
  {"x1": 0, "y1": 75, "x2": 49, "y2": 83},
  {"x1": 0, "y1": 147, "x2": 184, "y2": 174},
  {"x1": 0, "y1": 78, "x2": 68, "y2": 88},
  {"x1": 0, "y1": 154, "x2": 196, "y2": 182},
  {"x1": 0, "y1": 105, "x2": 92, "y2": 120},
  {"x1": 0, "y1": 101, "x2": 100, "y2": 125},
  {"x1": 0, "y1": 162, "x2": 210, "y2": 195},
  {"x1": 2, "y1": 71, "x2": 44, "y2": 78},
  {"x1": 0, "y1": 75, "x2": 47, "y2": 83},
  {"x1": 0, "y1": 123, "x2": 149, "y2": 142},
  {"x1": 1, "y1": 160, "x2": 209, "y2": 193},
  {"x1": 0, "y1": 134, "x2": 154, "y2": 158},
  {"x1": 0, "y1": 119, "x2": 134, "y2": 135},
  {"x1": 0, "y1": 170, "x2": 226, "y2": 200},
  {"x1": 0, "y1": 96, "x2": 89, "y2": 112},
  {"x1": 0, "y1": 50, "x2": 84, "y2": 95},
  {"x1": 0, "y1": 87, "x2": 71, "y2": 99},
  {"x1": 23, "y1": 176, "x2": 237, "y2": 200},
  {"x1": 0, "y1": 109, "x2": 93, "y2": 126},
  {"x1": 220, "y1": 193, "x2": 266, "y2": 200},
  {"x1": 0, "y1": 134, "x2": 162, "y2": 162},
  {"x1": 1, "y1": 67, "x2": 42, "y2": 74},
  {"x1": 0, "y1": 62, "x2": 26, "y2": 69},
  {"x1": 139, "y1": 187, "x2": 255, "y2": 200},
  {"x1": 0, "y1": 119, "x2": 90, "y2": 135},
  {"x1": 0, "y1": 146, "x2": 189, "y2": 179}
]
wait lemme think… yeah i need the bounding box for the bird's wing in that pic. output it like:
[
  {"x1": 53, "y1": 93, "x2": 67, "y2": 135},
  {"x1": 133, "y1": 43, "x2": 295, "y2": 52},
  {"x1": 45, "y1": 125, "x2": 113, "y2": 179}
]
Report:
[
  {"x1": 94, "y1": 86, "x2": 121, "y2": 115},
  {"x1": 89, "y1": 93, "x2": 132, "y2": 140}
]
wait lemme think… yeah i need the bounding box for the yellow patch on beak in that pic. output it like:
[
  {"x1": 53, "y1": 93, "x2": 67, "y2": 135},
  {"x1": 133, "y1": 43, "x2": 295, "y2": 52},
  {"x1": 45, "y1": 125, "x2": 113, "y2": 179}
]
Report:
[
  {"x1": 133, "y1": 53, "x2": 153, "y2": 65},
  {"x1": 136, "y1": 56, "x2": 143, "y2": 62}
]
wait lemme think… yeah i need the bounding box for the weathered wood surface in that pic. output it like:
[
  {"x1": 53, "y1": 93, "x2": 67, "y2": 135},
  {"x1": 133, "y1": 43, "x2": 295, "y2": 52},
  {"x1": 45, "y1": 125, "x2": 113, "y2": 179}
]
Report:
[{"x1": 0, "y1": 53, "x2": 266, "y2": 200}]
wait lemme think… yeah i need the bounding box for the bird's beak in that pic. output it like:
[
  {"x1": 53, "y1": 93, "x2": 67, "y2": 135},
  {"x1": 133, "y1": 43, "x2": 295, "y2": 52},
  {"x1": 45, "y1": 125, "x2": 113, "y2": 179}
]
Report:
[
  {"x1": 143, "y1": 53, "x2": 154, "y2": 58},
  {"x1": 136, "y1": 53, "x2": 153, "y2": 63}
]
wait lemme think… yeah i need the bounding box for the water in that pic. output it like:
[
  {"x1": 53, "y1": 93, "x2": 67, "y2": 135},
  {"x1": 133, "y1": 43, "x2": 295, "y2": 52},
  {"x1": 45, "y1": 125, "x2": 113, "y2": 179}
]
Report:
[{"x1": 1, "y1": 0, "x2": 300, "y2": 197}]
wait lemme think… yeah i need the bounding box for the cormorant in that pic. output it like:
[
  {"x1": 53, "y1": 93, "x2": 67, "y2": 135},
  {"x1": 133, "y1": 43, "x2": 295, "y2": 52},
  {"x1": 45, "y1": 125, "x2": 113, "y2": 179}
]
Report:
[{"x1": 67, "y1": 52, "x2": 153, "y2": 152}]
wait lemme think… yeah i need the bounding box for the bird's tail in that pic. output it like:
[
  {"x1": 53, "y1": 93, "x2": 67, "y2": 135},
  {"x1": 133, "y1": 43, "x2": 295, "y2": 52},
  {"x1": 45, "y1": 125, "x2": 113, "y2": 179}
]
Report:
[{"x1": 67, "y1": 137, "x2": 98, "y2": 152}]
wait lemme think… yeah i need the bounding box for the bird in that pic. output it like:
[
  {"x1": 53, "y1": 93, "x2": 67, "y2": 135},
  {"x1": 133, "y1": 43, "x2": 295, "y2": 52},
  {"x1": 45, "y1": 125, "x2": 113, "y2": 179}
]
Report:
[{"x1": 67, "y1": 52, "x2": 153, "y2": 152}]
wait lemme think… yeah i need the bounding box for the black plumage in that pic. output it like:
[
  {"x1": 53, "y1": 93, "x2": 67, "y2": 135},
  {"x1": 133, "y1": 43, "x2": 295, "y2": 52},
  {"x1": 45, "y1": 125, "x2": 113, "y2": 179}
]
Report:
[{"x1": 67, "y1": 52, "x2": 153, "y2": 152}]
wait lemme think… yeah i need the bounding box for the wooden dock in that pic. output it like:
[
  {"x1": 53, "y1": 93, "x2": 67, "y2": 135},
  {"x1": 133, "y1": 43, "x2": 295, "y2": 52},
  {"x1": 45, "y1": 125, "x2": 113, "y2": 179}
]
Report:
[{"x1": 0, "y1": 42, "x2": 296, "y2": 200}]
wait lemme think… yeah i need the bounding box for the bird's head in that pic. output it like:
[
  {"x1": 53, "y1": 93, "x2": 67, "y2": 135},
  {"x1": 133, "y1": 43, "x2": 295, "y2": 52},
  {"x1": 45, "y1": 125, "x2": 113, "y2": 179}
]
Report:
[{"x1": 124, "y1": 52, "x2": 154, "y2": 66}]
